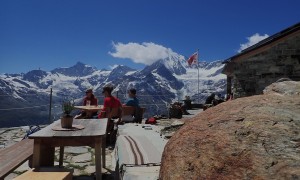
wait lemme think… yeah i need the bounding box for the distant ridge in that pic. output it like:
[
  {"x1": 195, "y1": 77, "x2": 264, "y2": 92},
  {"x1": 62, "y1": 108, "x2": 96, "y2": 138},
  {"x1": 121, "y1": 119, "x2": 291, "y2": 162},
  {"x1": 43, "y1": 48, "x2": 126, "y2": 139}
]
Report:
[{"x1": 0, "y1": 54, "x2": 226, "y2": 128}]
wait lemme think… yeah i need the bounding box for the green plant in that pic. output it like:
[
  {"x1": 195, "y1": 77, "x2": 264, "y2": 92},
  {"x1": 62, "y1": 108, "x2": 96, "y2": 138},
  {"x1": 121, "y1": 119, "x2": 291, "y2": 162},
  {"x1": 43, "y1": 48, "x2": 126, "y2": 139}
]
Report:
[{"x1": 62, "y1": 99, "x2": 75, "y2": 116}]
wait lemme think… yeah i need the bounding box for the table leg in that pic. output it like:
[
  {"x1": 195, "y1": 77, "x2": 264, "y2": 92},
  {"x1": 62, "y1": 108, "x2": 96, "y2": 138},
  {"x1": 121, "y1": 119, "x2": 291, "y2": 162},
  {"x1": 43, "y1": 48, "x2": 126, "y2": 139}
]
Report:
[
  {"x1": 40, "y1": 145, "x2": 55, "y2": 166},
  {"x1": 102, "y1": 135, "x2": 106, "y2": 168},
  {"x1": 59, "y1": 146, "x2": 64, "y2": 167},
  {"x1": 32, "y1": 139, "x2": 41, "y2": 169},
  {"x1": 32, "y1": 139, "x2": 55, "y2": 168},
  {"x1": 95, "y1": 137, "x2": 102, "y2": 180}
]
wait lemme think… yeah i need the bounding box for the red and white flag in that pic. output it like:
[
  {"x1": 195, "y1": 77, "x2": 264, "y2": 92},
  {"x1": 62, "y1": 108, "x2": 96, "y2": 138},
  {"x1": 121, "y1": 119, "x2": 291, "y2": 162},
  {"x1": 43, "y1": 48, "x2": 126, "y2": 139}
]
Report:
[{"x1": 187, "y1": 52, "x2": 198, "y2": 66}]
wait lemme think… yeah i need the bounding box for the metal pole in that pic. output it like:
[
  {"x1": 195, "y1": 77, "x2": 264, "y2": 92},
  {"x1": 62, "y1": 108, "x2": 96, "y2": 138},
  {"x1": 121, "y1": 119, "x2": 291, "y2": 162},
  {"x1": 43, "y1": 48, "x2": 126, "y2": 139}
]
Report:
[
  {"x1": 48, "y1": 88, "x2": 53, "y2": 123},
  {"x1": 197, "y1": 49, "x2": 200, "y2": 103}
]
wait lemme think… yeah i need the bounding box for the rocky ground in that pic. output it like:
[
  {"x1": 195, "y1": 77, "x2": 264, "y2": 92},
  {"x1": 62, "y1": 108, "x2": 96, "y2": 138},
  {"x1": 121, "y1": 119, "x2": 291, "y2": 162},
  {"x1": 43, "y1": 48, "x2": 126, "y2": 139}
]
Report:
[
  {"x1": 160, "y1": 81, "x2": 300, "y2": 180},
  {"x1": 0, "y1": 108, "x2": 202, "y2": 180}
]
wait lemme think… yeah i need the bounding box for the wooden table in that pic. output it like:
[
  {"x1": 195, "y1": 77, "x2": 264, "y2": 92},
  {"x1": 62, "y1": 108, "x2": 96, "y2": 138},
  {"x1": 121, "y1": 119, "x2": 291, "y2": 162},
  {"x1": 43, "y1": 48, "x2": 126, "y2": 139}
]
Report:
[{"x1": 29, "y1": 118, "x2": 107, "y2": 180}]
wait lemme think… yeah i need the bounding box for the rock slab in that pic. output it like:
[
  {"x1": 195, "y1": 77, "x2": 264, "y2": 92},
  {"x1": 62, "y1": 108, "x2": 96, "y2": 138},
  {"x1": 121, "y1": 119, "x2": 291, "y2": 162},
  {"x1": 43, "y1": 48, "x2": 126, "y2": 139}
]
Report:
[{"x1": 160, "y1": 81, "x2": 300, "y2": 179}]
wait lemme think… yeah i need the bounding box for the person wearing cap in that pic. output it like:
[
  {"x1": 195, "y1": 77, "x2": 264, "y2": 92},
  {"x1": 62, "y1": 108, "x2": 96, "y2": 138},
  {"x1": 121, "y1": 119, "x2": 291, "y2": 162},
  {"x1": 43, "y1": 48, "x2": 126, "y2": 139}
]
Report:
[
  {"x1": 125, "y1": 88, "x2": 139, "y2": 107},
  {"x1": 75, "y1": 89, "x2": 98, "y2": 119},
  {"x1": 98, "y1": 86, "x2": 122, "y2": 120},
  {"x1": 98, "y1": 86, "x2": 122, "y2": 143}
]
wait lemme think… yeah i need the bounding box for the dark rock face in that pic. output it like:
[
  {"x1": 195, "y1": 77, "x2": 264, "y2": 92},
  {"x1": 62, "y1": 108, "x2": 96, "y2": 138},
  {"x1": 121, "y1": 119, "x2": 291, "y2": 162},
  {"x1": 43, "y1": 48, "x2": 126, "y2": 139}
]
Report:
[
  {"x1": 51, "y1": 61, "x2": 97, "y2": 77},
  {"x1": 23, "y1": 70, "x2": 47, "y2": 82},
  {"x1": 160, "y1": 81, "x2": 300, "y2": 179}
]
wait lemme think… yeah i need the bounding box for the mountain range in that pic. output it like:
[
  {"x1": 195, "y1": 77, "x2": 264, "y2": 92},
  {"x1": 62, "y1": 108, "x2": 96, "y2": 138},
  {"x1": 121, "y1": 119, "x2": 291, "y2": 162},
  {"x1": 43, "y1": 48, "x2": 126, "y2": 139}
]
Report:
[{"x1": 0, "y1": 53, "x2": 226, "y2": 128}]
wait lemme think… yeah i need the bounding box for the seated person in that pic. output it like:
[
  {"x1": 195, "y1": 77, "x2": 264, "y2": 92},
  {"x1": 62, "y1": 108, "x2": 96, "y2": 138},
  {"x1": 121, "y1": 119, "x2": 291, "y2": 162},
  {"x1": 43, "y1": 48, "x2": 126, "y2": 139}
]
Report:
[
  {"x1": 215, "y1": 93, "x2": 225, "y2": 104},
  {"x1": 205, "y1": 93, "x2": 215, "y2": 104},
  {"x1": 98, "y1": 86, "x2": 122, "y2": 122},
  {"x1": 75, "y1": 89, "x2": 98, "y2": 119},
  {"x1": 169, "y1": 102, "x2": 183, "y2": 118},
  {"x1": 98, "y1": 86, "x2": 122, "y2": 143},
  {"x1": 125, "y1": 88, "x2": 139, "y2": 107},
  {"x1": 123, "y1": 88, "x2": 142, "y2": 123},
  {"x1": 183, "y1": 96, "x2": 192, "y2": 110}
]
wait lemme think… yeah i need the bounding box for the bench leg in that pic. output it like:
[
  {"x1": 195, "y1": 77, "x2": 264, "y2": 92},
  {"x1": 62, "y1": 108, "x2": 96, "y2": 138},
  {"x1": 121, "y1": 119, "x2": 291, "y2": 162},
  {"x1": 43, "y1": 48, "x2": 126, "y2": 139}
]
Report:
[{"x1": 28, "y1": 156, "x2": 33, "y2": 168}]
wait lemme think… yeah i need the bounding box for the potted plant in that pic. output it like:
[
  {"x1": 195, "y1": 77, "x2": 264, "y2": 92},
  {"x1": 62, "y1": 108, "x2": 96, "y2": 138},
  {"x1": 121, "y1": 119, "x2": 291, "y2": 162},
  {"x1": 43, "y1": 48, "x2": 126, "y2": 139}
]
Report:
[{"x1": 61, "y1": 99, "x2": 75, "y2": 128}]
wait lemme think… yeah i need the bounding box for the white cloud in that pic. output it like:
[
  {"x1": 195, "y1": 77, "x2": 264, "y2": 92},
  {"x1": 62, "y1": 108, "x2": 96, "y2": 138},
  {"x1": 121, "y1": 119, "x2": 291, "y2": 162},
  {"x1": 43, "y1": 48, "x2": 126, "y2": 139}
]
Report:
[
  {"x1": 238, "y1": 33, "x2": 269, "y2": 53},
  {"x1": 109, "y1": 42, "x2": 176, "y2": 65}
]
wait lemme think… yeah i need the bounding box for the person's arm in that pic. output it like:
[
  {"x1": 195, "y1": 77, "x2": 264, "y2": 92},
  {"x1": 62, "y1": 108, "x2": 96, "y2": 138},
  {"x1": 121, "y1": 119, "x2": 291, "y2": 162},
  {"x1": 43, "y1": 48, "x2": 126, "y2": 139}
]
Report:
[
  {"x1": 98, "y1": 98, "x2": 109, "y2": 118},
  {"x1": 83, "y1": 97, "x2": 87, "y2": 106},
  {"x1": 80, "y1": 97, "x2": 87, "y2": 114},
  {"x1": 101, "y1": 98, "x2": 108, "y2": 113}
]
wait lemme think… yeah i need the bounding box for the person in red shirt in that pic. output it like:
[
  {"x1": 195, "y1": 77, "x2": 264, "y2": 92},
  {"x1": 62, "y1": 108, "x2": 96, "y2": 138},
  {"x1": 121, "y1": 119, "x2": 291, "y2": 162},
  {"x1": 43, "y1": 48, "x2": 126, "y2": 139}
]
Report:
[
  {"x1": 98, "y1": 86, "x2": 122, "y2": 120},
  {"x1": 98, "y1": 86, "x2": 122, "y2": 144}
]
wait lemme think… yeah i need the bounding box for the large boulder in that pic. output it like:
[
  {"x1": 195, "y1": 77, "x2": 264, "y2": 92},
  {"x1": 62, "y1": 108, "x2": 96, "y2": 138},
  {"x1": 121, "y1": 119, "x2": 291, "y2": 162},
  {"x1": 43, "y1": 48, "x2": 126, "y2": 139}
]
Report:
[{"x1": 160, "y1": 81, "x2": 300, "y2": 179}]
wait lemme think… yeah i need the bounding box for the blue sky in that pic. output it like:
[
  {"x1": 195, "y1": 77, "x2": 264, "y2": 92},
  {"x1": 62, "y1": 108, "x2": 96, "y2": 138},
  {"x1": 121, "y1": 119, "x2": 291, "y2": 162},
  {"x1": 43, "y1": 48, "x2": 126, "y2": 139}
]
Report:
[{"x1": 0, "y1": 0, "x2": 299, "y2": 74}]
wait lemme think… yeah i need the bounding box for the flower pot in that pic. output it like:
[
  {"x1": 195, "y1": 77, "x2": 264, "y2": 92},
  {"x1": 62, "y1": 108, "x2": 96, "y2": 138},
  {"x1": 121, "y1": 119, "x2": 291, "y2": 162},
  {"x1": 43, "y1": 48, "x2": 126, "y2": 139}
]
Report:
[{"x1": 61, "y1": 115, "x2": 73, "y2": 128}]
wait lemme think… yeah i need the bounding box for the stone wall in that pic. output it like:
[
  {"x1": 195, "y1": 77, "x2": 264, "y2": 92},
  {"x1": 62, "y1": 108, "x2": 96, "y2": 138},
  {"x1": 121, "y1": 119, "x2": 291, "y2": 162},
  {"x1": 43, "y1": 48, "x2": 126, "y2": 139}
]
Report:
[{"x1": 231, "y1": 33, "x2": 300, "y2": 98}]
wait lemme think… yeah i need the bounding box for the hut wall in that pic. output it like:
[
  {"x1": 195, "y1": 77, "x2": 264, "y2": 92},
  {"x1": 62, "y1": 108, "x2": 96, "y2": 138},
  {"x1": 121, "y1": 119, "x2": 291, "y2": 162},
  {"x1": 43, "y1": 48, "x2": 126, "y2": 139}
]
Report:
[{"x1": 231, "y1": 34, "x2": 300, "y2": 98}]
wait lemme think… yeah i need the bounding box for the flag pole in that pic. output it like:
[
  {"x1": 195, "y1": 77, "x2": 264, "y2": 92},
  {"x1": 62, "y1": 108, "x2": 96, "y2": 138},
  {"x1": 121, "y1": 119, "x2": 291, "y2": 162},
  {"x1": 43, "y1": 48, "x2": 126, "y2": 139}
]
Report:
[{"x1": 197, "y1": 49, "x2": 199, "y2": 104}]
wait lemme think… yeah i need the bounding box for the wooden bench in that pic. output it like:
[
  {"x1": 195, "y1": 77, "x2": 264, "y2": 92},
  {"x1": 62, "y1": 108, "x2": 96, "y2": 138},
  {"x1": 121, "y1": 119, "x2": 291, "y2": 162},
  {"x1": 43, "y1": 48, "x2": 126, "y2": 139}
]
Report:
[
  {"x1": 122, "y1": 106, "x2": 146, "y2": 123},
  {"x1": 0, "y1": 139, "x2": 33, "y2": 179},
  {"x1": 14, "y1": 168, "x2": 73, "y2": 180},
  {"x1": 122, "y1": 106, "x2": 135, "y2": 122}
]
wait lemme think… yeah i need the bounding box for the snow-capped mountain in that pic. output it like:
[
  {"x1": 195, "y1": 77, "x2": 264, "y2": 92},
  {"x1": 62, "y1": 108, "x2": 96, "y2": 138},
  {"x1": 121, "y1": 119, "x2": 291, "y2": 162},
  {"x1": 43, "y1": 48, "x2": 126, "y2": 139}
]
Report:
[{"x1": 0, "y1": 55, "x2": 226, "y2": 128}]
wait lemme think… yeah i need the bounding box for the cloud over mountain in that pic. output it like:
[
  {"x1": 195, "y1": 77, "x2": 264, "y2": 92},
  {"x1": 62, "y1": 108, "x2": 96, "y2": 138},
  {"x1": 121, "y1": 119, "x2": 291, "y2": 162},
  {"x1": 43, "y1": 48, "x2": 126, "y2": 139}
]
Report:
[
  {"x1": 109, "y1": 42, "x2": 177, "y2": 65},
  {"x1": 238, "y1": 33, "x2": 269, "y2": 52}
]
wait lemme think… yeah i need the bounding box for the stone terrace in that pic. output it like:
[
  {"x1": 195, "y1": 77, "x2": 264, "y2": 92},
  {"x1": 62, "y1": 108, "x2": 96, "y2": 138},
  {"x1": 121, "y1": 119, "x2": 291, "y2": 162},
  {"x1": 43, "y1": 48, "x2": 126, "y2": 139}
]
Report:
[{"x1": 0, "y1": 108, "x2": 203, "y2": 180}]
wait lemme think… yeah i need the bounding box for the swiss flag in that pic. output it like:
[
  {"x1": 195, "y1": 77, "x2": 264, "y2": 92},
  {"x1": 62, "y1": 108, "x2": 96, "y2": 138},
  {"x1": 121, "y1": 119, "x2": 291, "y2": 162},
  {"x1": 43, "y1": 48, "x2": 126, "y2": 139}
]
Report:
[{"x1": 187, "y1": 52, "x2": 198, "y2": 66}]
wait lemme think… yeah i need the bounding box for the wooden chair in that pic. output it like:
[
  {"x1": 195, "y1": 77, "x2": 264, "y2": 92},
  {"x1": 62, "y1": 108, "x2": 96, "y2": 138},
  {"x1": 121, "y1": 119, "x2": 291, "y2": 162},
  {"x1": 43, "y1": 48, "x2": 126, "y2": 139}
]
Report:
[
  {"x1": 121, "y1": 106, "x2": 146, "y2": 123},
  {"x1": 105, "y1": 106, "x2": 122, "y2": 145},
  {"x1": 121, "y1": 106, "x2": 135, "y2": 122}
]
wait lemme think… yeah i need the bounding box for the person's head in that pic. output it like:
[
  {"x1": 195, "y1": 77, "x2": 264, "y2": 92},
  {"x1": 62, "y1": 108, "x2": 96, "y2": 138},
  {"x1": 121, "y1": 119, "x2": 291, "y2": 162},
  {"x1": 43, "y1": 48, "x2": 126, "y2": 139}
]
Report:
[
  {"x1": 102, "y1": 86, "x2": 113, "y2": 97},
  {"x1": 85, "y1": 89, "x2": 93, "y2": 98},
  {"x1": 128, "y1": 88, "x2": 137, "y2": 98}
]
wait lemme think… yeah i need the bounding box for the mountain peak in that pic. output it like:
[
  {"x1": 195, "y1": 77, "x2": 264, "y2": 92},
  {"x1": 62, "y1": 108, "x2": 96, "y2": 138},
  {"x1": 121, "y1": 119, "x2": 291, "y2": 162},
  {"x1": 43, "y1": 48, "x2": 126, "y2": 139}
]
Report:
[
  {"x1": 51, "y1": 62, "x2": 97, "y2": 77},
  {"x1": 107, "y1": 65, "x2": 136, "y2": 81},
  {"x1": 74, "y1": 61, "x2": 91, "y2": 68},
  {"x1": 156, "y1": 54, "x2": 187, "y2": 75},
  {"x1": 112, "y1": 65, "x2": 134, "y2": 71},
  {"x1": 23, "y1": 69, "x2": 48, "y2": 82}
]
